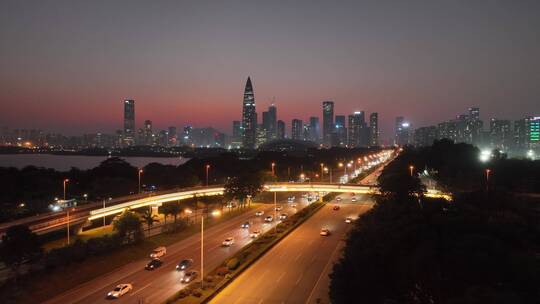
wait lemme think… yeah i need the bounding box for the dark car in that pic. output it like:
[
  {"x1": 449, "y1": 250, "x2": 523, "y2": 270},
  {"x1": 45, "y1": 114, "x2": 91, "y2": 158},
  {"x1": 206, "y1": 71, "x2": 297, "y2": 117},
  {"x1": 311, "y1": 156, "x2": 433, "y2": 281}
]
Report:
[
  {"x1": 333, "y1": 205, "x2": 340, "y2": 211},
  {"x1": 145, "y1": 258, "x2": 163, "y2": 270},
  {"x1": 241, "y1": 221, "x2": 250, "y2": 228},
  {"x1": 176, "y1": 259, "x2": 194, "y2": 271}
]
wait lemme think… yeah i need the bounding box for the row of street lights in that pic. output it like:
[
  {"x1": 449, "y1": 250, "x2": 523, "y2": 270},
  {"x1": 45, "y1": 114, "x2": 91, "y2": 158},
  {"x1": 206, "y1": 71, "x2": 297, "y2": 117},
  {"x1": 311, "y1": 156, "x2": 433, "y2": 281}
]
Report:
[{"x1": 267, "y1": 153, "x2": 389, "y2": 183}]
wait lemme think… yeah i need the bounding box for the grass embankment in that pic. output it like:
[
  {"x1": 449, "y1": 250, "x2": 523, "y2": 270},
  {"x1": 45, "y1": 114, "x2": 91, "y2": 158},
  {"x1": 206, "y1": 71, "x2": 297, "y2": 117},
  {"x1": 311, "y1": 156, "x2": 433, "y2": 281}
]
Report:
[
  {"x1": 165, "y1": 201, "x2": 325, "y2": 304},
  {"x1": 0, "y1": 206, "x2": 257, "y2": 304}
]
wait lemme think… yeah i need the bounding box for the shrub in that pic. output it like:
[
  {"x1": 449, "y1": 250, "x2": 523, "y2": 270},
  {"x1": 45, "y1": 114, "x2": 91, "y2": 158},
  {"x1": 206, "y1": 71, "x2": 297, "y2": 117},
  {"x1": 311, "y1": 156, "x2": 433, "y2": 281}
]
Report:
[
  {"x1": 192, "y1": 288, "x2": 202, "y2": 297},
  {"x1": 226, "y1": 258, "x2": 240, "y2": 270},
  {"x1": 216, "y1": 266, "x2": 229, "y2": 276}
]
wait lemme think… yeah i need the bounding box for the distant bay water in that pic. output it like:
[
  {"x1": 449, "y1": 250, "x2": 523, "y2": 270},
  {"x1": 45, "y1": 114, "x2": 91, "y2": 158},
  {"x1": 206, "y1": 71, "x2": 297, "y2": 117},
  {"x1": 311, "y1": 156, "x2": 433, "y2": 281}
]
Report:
[{"x1": 0, "y1": 154, "x2": 190, "y2": 171}]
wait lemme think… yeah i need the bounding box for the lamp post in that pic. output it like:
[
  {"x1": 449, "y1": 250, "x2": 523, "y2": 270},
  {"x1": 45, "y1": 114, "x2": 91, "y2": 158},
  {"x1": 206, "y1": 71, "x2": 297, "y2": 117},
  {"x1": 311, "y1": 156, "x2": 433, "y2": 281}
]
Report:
[
  {"x1": 67, "y1": 208, "x2": 70, "y2": 245},
  {"x1": 324, "y1": 167, "x2": 332, "y2": 183},
  {"x1": 320, "y1": 163, "x2": 324, "y2": 181},
  {"x1": 138, "y1": 169, "x2": 143, "y2": 193},
  {"x1": 271, "y1": 162, "x2": 275, "y2": 177},
  {"x1": 274, "y1": 191, "x2": 277, "y2": 234},
  {"x1": 205, "y1": 164, "x2": 210, "y2": 186},
  {"x1": 63, "y1": 179, "x2": 69, "y2": 201},
  {"x1": 201, "y1": 210, "x2": 221, "y2": 289},
  {"x1": 409, "y1": 165, "x2": 414, "y2": 177}
]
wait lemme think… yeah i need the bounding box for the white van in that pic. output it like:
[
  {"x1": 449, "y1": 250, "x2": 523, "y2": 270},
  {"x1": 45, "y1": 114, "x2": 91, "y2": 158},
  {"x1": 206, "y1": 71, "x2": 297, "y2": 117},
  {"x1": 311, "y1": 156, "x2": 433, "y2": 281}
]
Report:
[{"x1": 150, "y1": 246, "x2": 166, "y2": 258}]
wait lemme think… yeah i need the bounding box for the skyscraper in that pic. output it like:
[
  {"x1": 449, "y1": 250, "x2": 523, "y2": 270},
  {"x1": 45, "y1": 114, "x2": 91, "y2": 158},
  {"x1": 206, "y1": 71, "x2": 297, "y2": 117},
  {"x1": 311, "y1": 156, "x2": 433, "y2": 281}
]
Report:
[
  {"x1": 123, "y1": 99, "x2": 135, "y2": 146},
  {"x1": 348, "y1": 112, "x2": 363, "y2": 147},
  {"x1": 291, "y1": 119, "x2": 303, "y2": 140},
  {"x1": 370, "y1": 112, "x2": 379, "y2": 146},
  {"x1": 395, "y1": 116, "x2": 410, "y2": 146},
  {"x1": 143, "y1": 120, "x2": 153, "y2": 146},
  {"x1": 277, "y1": 120, "x2": 285, "y2": 139},
  {"x1": 168, "y1": 126, "x2": 177, "y2": 147},
  {"x1": 529, "y1": 116, "x2": 540, "y2": 148},
  {"x1": 241, "y1": 77, "x2": 257, "y2": 149},
  {"x1": 267, "y1": 104, "x2": 277, "y2": 140},
  {"x1": 309, "y1": 116, "x2": 320, "y2": 143},
  {"x1": 334, "y1": 115, "x2": 347, "y2": 147},
  {"x1": 231, "y1": 120, "x2": 242, "y2": 148},
  {"x1": 322, "y1": 101, "x2": 334, "y2": 146}
]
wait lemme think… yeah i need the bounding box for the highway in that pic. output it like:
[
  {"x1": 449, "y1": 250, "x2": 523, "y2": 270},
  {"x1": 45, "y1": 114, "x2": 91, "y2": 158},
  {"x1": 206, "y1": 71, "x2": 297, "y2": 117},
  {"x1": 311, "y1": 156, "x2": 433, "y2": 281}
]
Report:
[
  {"x1": 210, "y1": 194, "x2": 372, "y2": 304},
  {"x1": 44, "y1": 195, "x2": 316, "y2": 304}
]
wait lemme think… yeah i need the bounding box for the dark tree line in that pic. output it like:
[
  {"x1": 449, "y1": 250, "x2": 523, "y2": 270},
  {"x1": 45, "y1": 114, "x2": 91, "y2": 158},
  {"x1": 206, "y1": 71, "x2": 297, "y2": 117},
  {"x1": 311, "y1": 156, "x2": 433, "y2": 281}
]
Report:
[{"x1": 330, "y1": 142, "x2": 540, "y2": 304}]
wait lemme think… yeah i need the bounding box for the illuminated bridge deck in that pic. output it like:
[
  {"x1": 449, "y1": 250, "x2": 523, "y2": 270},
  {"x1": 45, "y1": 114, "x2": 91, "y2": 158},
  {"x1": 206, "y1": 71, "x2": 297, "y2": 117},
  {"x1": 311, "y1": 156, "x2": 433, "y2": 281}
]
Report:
[{"x1": 88, "y1": 182, "x2": 451, "y2": 220}]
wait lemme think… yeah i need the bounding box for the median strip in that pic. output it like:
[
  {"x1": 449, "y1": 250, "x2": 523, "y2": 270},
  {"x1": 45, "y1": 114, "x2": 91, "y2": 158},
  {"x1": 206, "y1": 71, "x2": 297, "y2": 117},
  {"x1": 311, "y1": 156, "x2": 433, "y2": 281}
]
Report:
[{"x1": 164, "y1": 201, "x2": 326, "y2": 304}]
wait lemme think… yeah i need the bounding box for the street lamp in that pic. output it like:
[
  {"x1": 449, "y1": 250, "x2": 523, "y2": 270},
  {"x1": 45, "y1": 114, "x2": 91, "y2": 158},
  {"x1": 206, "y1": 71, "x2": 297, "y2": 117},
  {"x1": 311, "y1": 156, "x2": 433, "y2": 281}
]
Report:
[
  {"x1": 63, "y1": 179, "x2": 69, "y2": 201},
  {"x1": 201, "y1": 209, "x2": 221, "y2": 289},
  {"x1": 320, "y1": 163, "x2": 324, "y2": 181},
  {"x1": 324, "y1": 167, "x2": 332, "y2": 183},
  {"x1": 138, "y1": 169, "x2": 143, "y2": 193},
  {"x1": 271, "y1": 162, "x2": 275, "y2": 177},
  {"x1": 409, "y1": 165, "x2": 414, "y2": 177},
  {"x1": 205, "y1": 164, "x2": 210, "y2": 186},
  {"x1": 66, "y1": 207, "x2": 74, "y2": 245}
]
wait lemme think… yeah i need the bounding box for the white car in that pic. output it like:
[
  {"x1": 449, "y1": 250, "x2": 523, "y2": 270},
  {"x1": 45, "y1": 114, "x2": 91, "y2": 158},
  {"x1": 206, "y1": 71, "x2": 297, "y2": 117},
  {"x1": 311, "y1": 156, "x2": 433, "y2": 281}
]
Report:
[
  {"x1": 222, "y1": 237, "x2": 234, "y2": 246},
  {"x1": 320, "y1": 228, "x2": 331, "y2": 236},
  {"x1": 279, "y1": 213, "x2": 288, "y2": 220},
  {"x1": 150, "y1": 246, "x2": 166, "y2": 258},
  {"x1": 264, "y1": 215, "x2": 274, "y2": 222},
  {"x1": 345, "y1": 217, "x2": 353, "y2": 224},
  {"x1": 351, "y1": 197, "x2": 357, "y2": 202},
  {"x1": 180, "y1": 271, "x2": 199, "y2": 283},
  {"x1": 107, "y1": 283, "x2": 132, "y2": 298},
  {"x1": 336, "y1": 197, "x2": 342, "y2": 202},
  {"x1": 275, "y1": 206, "x2": 282, "y2": 211},
  {"x1": 255, "y1": 210, "x2": 264, "y2": 216},
  {"x1": 287, "y1": 196, "x2": 295, "y2": 203},
  {"x1": 250, "y1": 230, "x2": 261, "y2": 238}
]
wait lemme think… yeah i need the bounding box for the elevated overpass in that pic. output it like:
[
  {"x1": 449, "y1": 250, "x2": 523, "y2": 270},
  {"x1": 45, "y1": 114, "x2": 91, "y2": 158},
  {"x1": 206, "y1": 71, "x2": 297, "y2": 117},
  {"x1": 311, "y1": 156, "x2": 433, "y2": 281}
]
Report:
[
  {"x1": 1, "y1": 182, "x2": 451, "y2": 235},
  {"x1": 88, "y1": 182, "x2": 451, "y2": 221}
]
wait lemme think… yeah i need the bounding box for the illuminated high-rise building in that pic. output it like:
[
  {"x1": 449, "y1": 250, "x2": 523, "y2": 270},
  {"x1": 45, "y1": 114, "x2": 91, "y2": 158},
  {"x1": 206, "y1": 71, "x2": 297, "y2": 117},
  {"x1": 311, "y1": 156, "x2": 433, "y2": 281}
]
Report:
[
  {"x1": 277, "y1": 120, "x2": 285, "y2": 139},
  {"x1": 291, "y1": 119, "x2": 303, "y2": 140},
  {"x1": 322, "y1": 101, "x2": 334, "y2": 146},
  {"x1": 123, "y1": 99, "x2": 135, "y2": 146},
  {"x1": 309, "y1": 117, "x2": 320, "y2": 143},
  {"x1": 334, "y1": 115, "x2": 347, "y2": 147},
  {"x1": 241, "y1": 77, "x2": 257, "y2": 149},
  {"x1": 370, "y1": 112, "x2": 379, "y2": 146}
]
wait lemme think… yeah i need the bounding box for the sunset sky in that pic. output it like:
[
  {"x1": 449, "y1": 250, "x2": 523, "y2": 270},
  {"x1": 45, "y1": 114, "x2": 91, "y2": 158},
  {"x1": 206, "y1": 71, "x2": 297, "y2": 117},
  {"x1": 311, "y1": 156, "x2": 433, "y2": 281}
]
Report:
[{"x1": 1, "y1": 0, "x2": 539, "y2": 141}]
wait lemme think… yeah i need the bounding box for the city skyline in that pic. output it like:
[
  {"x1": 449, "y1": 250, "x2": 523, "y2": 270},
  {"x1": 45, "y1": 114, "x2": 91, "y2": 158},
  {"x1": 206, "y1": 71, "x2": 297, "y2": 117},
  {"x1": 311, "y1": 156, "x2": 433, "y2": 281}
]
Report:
[{"x1": 2, "y1": 1, "x2": 540, "y2": 139}]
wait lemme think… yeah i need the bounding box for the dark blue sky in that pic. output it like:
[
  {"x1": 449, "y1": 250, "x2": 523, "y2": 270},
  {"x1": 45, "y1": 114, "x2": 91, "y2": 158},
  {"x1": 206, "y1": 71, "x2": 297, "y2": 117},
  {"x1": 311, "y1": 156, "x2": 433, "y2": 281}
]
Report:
[{"x1": 1, "y1": 0, "x2": 539, "y2": 141}]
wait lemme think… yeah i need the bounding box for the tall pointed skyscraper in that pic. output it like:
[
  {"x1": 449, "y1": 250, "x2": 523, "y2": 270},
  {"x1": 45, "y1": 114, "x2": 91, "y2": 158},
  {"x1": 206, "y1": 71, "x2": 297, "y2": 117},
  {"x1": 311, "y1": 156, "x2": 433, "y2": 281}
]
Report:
[{"x1": 241, "y1": 77, "x2": 257, "y2": 149}]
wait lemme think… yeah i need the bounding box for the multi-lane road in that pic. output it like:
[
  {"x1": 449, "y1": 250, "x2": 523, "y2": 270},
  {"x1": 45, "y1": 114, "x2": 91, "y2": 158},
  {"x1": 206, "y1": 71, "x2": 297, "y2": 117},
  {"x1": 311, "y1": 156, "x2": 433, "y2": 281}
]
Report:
[
  {"x1": 210, "y1": 194, "x2": 372, "y2": 304},
  {"x1": 44, "y1": 196, "x2": 314, "y2": 304}
]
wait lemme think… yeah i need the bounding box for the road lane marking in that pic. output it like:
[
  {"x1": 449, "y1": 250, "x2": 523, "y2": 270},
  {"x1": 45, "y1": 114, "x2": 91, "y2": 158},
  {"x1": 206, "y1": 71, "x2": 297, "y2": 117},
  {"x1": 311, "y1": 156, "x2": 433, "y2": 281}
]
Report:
[
  {"x1": 295, "y1": 252, "x2": 302, "y2": 261},
  {"x1": 295, "y1": 273, "x2": 303, "y2": 285},
  {"x1": 276, "y1": 271, "x2": 286, "y2": 283},
  {"x1": 130, "y1": 283, "x2": 151, "y2": 296}
]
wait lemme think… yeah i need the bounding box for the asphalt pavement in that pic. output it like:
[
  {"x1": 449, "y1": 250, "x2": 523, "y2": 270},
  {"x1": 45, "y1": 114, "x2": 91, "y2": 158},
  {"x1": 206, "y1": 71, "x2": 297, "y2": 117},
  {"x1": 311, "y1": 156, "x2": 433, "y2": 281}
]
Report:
[
  {"x1": 210, "y1": 194, "x2": 372, "y2": 304},
  {"x1": 44, "y1": 196, "x2": 314, "y2": 304}
]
